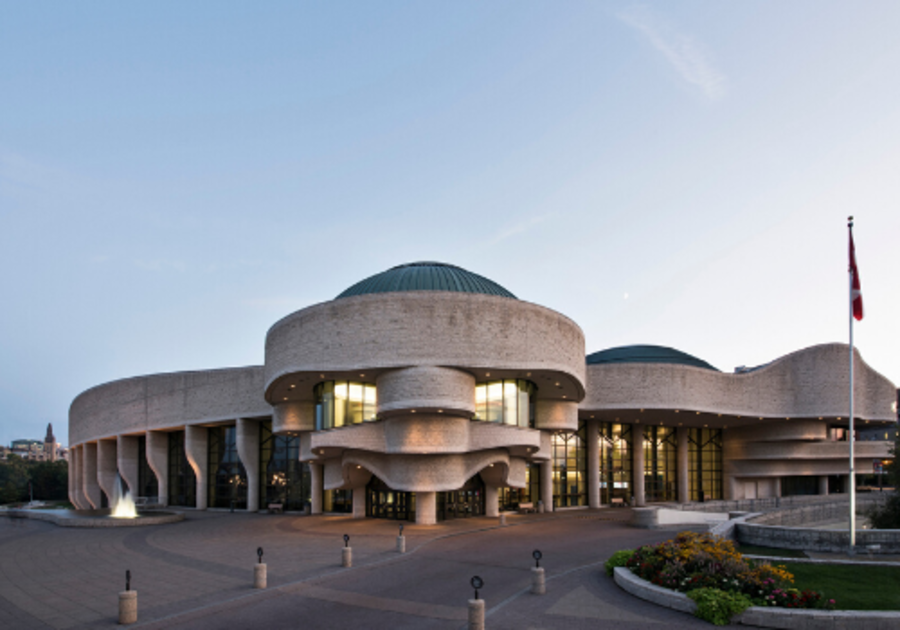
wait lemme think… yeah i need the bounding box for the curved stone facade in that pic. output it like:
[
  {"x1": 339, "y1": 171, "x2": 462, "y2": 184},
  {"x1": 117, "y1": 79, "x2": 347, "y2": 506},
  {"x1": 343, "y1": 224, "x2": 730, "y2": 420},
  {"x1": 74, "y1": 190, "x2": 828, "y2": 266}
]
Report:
[{"x1": 68, "y1": 262, "x2": 897, "y2": 523}]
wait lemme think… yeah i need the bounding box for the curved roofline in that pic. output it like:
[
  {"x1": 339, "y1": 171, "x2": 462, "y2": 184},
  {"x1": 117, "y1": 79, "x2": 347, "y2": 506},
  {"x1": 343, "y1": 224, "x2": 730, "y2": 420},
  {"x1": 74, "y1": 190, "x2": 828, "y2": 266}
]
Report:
[
  {"x1": 335, "y1": 261, "x2": 517, "y2": 300},
  {"x1": 586, "y1": 344, "x2": 718, "y2": 371}
]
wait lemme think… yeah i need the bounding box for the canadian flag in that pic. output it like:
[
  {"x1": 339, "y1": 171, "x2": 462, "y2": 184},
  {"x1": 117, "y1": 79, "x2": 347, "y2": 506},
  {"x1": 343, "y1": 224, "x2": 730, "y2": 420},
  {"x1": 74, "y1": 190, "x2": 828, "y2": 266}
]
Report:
[{"x1": 849, "y1": 229, "x2": 863, "y2": 321}]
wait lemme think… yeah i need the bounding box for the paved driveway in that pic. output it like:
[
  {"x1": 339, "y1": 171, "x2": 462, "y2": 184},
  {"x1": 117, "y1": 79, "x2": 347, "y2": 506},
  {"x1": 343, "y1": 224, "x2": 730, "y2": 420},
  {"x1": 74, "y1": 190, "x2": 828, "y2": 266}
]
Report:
[{"x1": 0, "y1": 509, "x2": 730, "y2": 629}]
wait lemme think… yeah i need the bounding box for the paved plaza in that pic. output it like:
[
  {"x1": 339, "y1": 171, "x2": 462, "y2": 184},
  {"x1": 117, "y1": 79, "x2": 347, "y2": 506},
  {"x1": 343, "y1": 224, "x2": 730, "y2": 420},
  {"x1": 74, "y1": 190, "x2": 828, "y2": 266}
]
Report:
[{"x1": 0, "y1": 509, "x2": 732, "y2": 629}]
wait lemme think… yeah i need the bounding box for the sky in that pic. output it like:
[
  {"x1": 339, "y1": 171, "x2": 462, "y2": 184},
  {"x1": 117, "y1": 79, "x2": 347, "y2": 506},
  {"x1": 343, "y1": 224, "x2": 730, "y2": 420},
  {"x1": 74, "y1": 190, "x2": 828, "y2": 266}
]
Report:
[{"x1": 2, "y1": 1, "x2": 900, "y2": 447}]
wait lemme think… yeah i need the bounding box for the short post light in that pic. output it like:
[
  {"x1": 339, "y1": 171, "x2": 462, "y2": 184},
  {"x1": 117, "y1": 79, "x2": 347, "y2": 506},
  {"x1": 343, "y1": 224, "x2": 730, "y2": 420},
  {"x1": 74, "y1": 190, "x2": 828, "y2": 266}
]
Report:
[
  {"x1": 468, "y1": 576, "x2": 485, "y2": 630},
  {"x1": 531, "y1": 549, "x2": 545, "y2": 595},
  {"x1": 342, "y1": 534, "x2": 352, "y2": 567},
  {"x1": 119, "y1": 570, "x2": 137, "y2": 625},
  {"x1": 254, "y1": 547, "x2": 267, "y2": 589},
  {"x1": 397, "y1": 523, "x2": 406, "y2": 553}
]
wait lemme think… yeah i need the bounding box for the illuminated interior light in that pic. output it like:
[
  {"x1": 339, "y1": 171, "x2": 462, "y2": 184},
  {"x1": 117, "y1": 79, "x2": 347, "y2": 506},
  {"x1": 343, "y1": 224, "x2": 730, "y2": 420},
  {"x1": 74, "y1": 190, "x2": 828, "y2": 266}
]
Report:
[{"x1": 289, "y1": 384, "x2": 296, "y2": 389}]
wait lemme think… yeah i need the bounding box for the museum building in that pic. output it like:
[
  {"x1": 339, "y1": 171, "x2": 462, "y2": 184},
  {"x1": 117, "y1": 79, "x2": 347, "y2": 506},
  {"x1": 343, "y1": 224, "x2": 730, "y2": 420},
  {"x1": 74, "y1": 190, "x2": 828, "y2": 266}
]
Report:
[{"x1": 68, "y1": 262, "x2": 898, "y2": 524}]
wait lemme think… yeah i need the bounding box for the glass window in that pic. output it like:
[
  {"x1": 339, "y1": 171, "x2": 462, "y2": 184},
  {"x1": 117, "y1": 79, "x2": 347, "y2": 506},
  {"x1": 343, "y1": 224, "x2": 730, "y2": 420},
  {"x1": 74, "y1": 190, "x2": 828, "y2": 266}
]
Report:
[
  {"x1": 598, "y1": 422, "x2": 633, "y2": 504},
  {"x1": 207, "y1": 425, "x2": 247, "y2": 509},
  {"x1": 474, "y1": 379, "x2": 535, "y2": 428},
  {"x1": 137, "y1": 435, "x2": 158, "y2": 501},
  {"x1": 259, "y1": 421, "x2": 310, "y2": 511},
  {"x1": 644, "y1": 426, "x2": 678, "y2": 502},
  {"x1": 688, "y1": 428, "x2": 722, "y2": 501},
  {"x1": 167, "y1": 431, "x2": 196, "y2": 507},
  {"x1": 552, "y1": 421, "x2": 586, "y2": 507},
  {"x1": 315, "y1": 381, "x2": 377, "y2": 430}
]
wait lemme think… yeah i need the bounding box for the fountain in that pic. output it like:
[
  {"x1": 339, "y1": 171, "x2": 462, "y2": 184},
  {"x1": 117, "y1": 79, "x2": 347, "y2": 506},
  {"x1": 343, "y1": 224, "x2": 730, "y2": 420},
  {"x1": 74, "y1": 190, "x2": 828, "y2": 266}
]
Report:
[{"x1": 1, "y1": 476, "x2": 183, "y2": 528}]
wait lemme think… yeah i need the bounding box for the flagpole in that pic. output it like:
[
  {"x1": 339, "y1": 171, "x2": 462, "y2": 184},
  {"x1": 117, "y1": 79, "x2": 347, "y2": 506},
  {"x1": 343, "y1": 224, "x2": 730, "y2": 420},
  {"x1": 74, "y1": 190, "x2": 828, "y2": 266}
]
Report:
[{"x1": 848, "y1": 216, "x2": 856, "y2": 553}]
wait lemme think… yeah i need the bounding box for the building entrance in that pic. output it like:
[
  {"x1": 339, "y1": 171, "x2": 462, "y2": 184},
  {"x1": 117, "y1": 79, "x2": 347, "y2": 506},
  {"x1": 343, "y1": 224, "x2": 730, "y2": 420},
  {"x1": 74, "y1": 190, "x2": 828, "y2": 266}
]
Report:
[
  {"x1": 437, "y1": 475, "x2": 484, "y2": 520},
  {"x1": 365, "y1": 475, "x2": 485, "y2": 521}
]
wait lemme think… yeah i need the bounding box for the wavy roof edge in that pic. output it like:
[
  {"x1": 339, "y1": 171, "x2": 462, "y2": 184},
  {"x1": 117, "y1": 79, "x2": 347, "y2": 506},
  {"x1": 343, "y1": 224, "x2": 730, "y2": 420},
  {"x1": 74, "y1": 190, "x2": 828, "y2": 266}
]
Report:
[
  {"x1": 336, "y1": 262, "x2": 517, "y2": 300},
  {"x1": 586, "y1": 345, "x2": 719, "y2": 371}
]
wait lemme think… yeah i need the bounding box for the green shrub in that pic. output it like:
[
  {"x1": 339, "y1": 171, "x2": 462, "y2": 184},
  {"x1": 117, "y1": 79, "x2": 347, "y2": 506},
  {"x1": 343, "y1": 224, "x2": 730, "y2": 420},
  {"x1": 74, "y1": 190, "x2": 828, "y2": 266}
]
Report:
[
  {"x1": 605, "y1": 549, "x2": 635, "y2": 576},
  {"x1": 688, "y1": 588, "x2": 752, "y2": 626}
]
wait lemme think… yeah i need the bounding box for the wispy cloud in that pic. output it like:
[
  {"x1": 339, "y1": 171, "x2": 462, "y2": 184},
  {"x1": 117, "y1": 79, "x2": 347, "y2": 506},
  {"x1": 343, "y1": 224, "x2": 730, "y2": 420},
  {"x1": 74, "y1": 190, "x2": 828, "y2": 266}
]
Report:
[
  {"x1": 134, "y1": 259, "x2": 187, "y2": 272},
  {"x1": 490, "y1": 212, "x2": 555, "y2": 245},
  {"x1": 618, "y1": 6, "x2": 726, "y2": 101}
]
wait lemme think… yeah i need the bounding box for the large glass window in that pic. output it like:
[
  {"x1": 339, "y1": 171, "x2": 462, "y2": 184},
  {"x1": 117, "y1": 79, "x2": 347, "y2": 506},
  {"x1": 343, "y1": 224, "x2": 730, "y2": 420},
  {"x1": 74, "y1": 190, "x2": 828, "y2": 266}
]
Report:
[
  {"x1": 259, "y1": 421, "x2": 310, "y2": 511},
  {"x1": 137, "y1": 435, "x2": 158, "y2": 501},
  {"x1": 207, "y1": 426, "x2": 247, "y2": 509},
  {"x1": 323, "y1": 489, "x2": 352, "y2": 513},
  {"x1": 498, "y1": 463, "x2": 541, "y2": 511},
  {"x1": 474, "y1": 380, "x2": 535, "y2": 428},
  {"x1": 552, "y1": 422, "x2": 586, "y2": 507},
  {"x1": 315, "y1": 381, "x2": 378, "y2": 430},
  {"x1": 688, "y1": 428, "x2": 723, "y2": 502},
  {"x1": 168, "y1": 431, "x2": 196, "y2": 507},
  {"x1": 598, "y1": 422, "x2": 632, "y2": 504},
  {"x1": 644, "y1": 426, "x2": 678, "y2": 502}
]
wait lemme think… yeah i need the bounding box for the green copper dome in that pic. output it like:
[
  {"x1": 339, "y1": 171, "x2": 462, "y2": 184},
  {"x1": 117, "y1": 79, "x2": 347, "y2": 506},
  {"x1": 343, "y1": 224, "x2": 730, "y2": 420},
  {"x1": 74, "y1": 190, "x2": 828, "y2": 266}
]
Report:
[
  {"x1": 586, "y1": 345, "x2": 718, "y2": 371},
  {"x1": 336, "y1": 262, "x2": 516, "y2": 300}
]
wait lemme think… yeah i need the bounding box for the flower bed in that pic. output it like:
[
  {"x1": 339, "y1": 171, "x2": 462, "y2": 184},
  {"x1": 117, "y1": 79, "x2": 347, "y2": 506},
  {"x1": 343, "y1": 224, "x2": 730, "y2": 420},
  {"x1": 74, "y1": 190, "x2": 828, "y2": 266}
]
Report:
[{"x1": 607, "y1": 532, "x2": 836, "y2": 625}]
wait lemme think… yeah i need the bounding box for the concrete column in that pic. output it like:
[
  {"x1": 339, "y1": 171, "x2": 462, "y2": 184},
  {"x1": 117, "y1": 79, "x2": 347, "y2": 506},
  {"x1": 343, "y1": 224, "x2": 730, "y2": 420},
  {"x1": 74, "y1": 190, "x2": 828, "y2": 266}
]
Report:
[
  {"x1": 540, "y1": 460, "x2": 554, "y2": 512},
  {"x1": 774, "y1": 476, "x2": 783, "y2": 498},
  {"x1": 819, "y1": 475, "x2": 829, "y2": 496},
  {"x1": 117, "y1": 436, "x2": 139, "y2": 497},
  {"x1": 484, "y1": 484, "x2": 499, "y2": 517},
  {"x1": 145, "y1": 431, "x2": 168, "y2": 507},
  {"x1": 82, "y1": 442, "x2": 102, "y2": 509},
  {"x1": 67, "y1": 449, "x2": 76, "y2": 508},
  {"x1": 352, "y1": 486, "x2": 366, "y2": 519},
  {"x1": 415, "y1": 491, "x2": 437, "y2": 525},
  {"x1": 236, "y1": 419, "x2": 260, "y2": 513},
  {"x1": 677, "y1": 427, "x2": 690, "y2": 504},
  {"x1": 97, "y1": 439, "x2": 119, "y2": 507},
  {"x1": 310, "y1": 463, "x2": 323, "y2": 514},
  {"x1": 587, "y1": 419, "x2": 600, "y2": 508},
  {"x1": 632, "y1": 427, "x2": 645, "y2": 507},
  {"x1": 185, "y1": 426, "x2": 209, "y2": 510}
]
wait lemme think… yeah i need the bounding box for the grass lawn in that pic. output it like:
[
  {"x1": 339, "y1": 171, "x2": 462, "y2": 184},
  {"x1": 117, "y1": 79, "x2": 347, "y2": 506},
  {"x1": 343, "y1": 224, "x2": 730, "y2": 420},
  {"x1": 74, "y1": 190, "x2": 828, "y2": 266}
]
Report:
[
  {"x1": 782, "y1": 562, "x2": 900, "y2": 611},
  {"x1": 736, "y1": 544, "x2": 807, "y2": 558}
]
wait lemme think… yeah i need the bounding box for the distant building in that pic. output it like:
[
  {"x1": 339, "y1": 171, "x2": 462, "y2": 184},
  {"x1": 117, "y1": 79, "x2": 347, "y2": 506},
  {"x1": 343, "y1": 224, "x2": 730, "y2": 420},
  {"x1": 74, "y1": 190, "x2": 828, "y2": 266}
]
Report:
[{"x1": 1, "y1": 424, "x2": 66, "y2": 462}]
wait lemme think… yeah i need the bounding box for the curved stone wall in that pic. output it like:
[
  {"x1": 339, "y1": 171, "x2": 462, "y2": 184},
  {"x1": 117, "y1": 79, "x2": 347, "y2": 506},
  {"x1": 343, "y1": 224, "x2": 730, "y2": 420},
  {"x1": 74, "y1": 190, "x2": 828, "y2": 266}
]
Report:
[
  {"x1": 69, "y1": 366, "x2": 271, "y2": 445},
  {"x1": 376, "y1": 366, "x2": 475, "y2": 417},
  {"x1": 582, "y1": 344, "x2": 895, "y2": 421},
  {"x1": 263, "y1": 291, "x2": 586, "y2": 402}
]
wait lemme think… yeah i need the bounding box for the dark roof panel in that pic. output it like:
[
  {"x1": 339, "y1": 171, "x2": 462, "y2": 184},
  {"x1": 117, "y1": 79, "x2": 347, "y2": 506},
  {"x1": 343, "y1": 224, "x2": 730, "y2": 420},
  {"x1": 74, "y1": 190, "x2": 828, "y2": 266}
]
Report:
[
  {"x1": 336, "y1": 262, "x2": 517, "y2": 300},
  {"x1": 586, "y1": 345, "x2": 718, "y2": 371}
]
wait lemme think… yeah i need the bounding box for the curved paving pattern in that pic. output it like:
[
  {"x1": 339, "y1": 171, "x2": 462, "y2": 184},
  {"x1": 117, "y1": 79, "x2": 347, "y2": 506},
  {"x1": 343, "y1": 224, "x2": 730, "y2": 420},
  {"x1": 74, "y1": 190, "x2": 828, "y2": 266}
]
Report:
[{"x1": 0, "y1": 510, "x2": 722, "y2": 629}]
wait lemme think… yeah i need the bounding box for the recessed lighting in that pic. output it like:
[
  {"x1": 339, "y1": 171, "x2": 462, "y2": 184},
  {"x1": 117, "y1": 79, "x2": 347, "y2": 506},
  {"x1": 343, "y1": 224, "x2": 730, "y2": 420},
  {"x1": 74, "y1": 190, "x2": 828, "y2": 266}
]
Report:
[
  {"x1": 320, "y1": 374, "x2": 325, "y2": 379},
  {"x1": 438, "y1": 409, "x2": 443, "y2": 413},
  {"x1": 819, "y1": 417, "x2": 823, "y2": 420},
  {"x1": 718, "y1": 414, "x2": 722, "y2": 417},
  {"x1": 411, "y1": 410, "x2": 416, "y2": 413},
  {"x1": 591, "y1": 415, "x2": 595, "y2": 419},
  {"x1": 360, "y1": 374, "x2": 365, "y2": 378},
  {"x1": 640, "y1": 409, "x2": 644, "y2": 412},
  {"x1": 674, "y1": 410, "x2": 680, "y2": 414},
  {"x1": 562, "y1": 395, "x2": 567, "y2": 399},
  {"x1": 837, "y1": 417, "x2": 842, "y2": 420},
  {"x1": 356, "y1": 465, "x2": 361, "y2": 469},
  {"x1": 289, "y1": 384, "x2": 296, "y2": 389},
  {"x1": 486, "y1": 373, "x2": 490, "y2": 377},
  {"x1": 695, "y1": 411, "x2": 700, "y2": 415},
  {"x1": 704, "y1": 424, "x2": 708, "y2": 428},
  {"x1": 526, "y1": 372, "x2": 531, "y2": 377},
  {"x1": 759, "y1": 417, "x2": 763, "y2": 420},
  {"x1": 678, "y1": 423, "x2": 683, "y2": 426},
  {"x1": 635, "y1": 419, "x2": 640, "y2": 423},
  {"x1": 283, "y1": 397, "x2": 288, "y2": 401}
]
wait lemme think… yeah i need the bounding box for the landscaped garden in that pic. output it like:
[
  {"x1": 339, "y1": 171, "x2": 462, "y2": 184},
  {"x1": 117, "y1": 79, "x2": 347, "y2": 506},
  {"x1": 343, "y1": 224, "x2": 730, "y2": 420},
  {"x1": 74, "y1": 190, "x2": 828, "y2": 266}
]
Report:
[{"x1": 606, "y1": 531, "x2": 838, "y2": 625}]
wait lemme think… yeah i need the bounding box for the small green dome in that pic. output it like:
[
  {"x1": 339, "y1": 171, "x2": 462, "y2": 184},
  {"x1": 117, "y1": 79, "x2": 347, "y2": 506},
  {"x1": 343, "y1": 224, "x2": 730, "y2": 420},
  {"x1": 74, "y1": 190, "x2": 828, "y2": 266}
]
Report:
[
  {"x1": 336, "y1": 262, "x2": 516, "y2": 300},
  {"x1": 586, "y1": 345, "x2": 718, "y2": 371}
]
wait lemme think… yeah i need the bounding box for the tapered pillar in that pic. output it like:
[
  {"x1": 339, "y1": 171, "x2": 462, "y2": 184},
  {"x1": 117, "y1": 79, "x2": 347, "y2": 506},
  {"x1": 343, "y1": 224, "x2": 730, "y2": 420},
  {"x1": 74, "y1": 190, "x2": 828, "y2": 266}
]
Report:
[
  {"x1": 97, "y1": 439, "x2": 119, "y2": 507},
  {"x1": 145, "y1": 431, "x2": 168, "y2": 507},
  {"x1": 587, "y1": 419, "x2": 600, "y2": 508},
  {"x1": 775, "y1": 476, "x2": 783, "y2": 498},
  {"x1": 485, "y1": 484, "x2": 499, "y2": 517},
  {"x1": 415, "y1": 491, "x2": 437, "y2": 525},
  {"x1": 677, "y1": 427, "x2": 689, "y2": 504},
  {"x1": 185, "y1": 426, "x2": 209, "y2": 510},
  {"x1": 117, "y1": 436, "x2": 139, "y2": 497},
  {"x1": 70, "y1": 446, "x2": 86, "y2": 509},
  {"x1": 540, "y1": 460, "x2": 554, "y2": 512},
  {"x1": 310, "y1": 463, "x2": 323, "y2": 514},
  {"x1": 632, "y1": 428, "x2": 645, "y2": 506},
  {"x1": 82, "y1": 442, "x2": 102, "y2": 509},
  {"x1": 352, "y1": 487, "x2": 366, "y2": 519},
  {"x1": 819, "y1": 475, "x2": 829, "y2": 496},
  {"x1": 236, "y1": 419, "x2": 260, "y2": 513}
]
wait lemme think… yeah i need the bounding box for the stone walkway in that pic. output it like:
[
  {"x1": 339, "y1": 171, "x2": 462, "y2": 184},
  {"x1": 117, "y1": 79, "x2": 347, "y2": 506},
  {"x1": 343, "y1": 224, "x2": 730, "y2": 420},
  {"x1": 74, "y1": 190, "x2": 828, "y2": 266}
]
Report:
[{"x1": 0, "y1": 509, "x2": 733, "y2": 629}]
